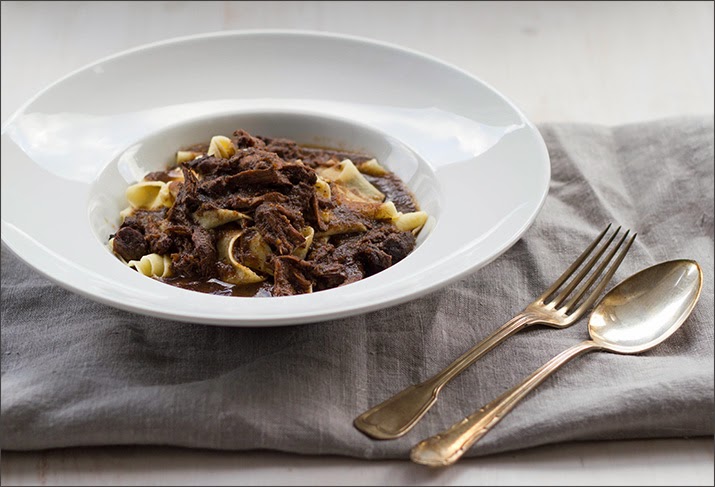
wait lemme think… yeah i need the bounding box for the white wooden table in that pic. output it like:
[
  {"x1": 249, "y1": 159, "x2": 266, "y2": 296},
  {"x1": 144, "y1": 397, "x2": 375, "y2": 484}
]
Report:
[{"x1": 1, "y1": 2, "x2": 713, "y2": 485}]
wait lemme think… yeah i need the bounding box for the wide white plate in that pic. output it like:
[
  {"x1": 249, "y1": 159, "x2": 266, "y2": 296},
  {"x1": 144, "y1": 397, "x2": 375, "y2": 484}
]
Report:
[{"x1": 1, "y1": 30, "x2": 549, "y2": 327}]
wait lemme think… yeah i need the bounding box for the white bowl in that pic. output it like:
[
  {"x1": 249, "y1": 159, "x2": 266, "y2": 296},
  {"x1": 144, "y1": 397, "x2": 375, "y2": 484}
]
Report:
[{"x1": 1, "y1": 30, "x2": 550, "y2": 326}]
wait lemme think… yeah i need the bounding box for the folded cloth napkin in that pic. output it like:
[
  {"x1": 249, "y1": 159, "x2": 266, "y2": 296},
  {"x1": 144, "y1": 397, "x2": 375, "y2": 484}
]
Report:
[{"x1": 2, "y1": 116, "x2": 713, "y2": 458}]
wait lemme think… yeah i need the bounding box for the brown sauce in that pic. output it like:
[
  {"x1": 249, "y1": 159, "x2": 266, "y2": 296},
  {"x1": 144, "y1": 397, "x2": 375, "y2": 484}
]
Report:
[
  {"x1": 161, "y1": 277, "x2": 273, "y2": 297},
  {"x1": 364, "y1": 173, "x2": 418, "y2": 213}
]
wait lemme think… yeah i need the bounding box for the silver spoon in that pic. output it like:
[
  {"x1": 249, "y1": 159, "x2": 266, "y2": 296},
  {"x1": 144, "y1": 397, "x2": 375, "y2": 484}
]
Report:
[{"x1": 410, "y1": 259, "x2": 703, "y2": 467}]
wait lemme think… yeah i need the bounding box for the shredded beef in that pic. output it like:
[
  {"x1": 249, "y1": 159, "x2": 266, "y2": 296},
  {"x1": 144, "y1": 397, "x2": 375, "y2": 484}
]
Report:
[
  {"x1": 167, "y1": 166, "x2": 201, "y2": 225},
  {"x1": 188, "y1": 149, "x2": 285, "y2": 178},
  {"x1": 365, "y1": 173, "x2": 419, "y2": 213},
  {"x1": 311, "y1": 225, "x2": 416, "y2": 281},
  {"x1": 171, "y1": 227, "x2": 217, "y2": 278},
  {"x1": 378, "y1": 229, "x2": 416, "y2": 264},
  {"x1": 219, "y1": 191, "x2": 289, "y2": 211},
  {"x1": 254, "y1": 202, "x2": 306, "y2": 255},
  {"x1": 357, "y1": 243, "x2": 393, "y2": 276},
  {"x1": 111, "y1": 128, "x2": 421, "y2": 296},
  {"x1": 298, "y1": 147, "x2": 373, "y2": 168},
  {"x1": 143, "y1": 170, "x2": 174, "y2": 182},
  {"x1": 112, "y1": 227, "x2": 148, "y2": 261},
  {"x1": 235, "y1": 149, "x2": 285, "y2": 172},
  {"x1": 226, "y1": 168, "x2": 293, "y2": 189},
  {"x1": 233, "y1": 129, "x2": 266, "y2": 149},
  {"x1": 191, "y1": 226, "x2": 218, "y2": 276},
  {"x1": 354, "y1": 228, "x2": 415, "y2": 276},
  {"x1": 186, "y1": 155, "x2": 229, "y2": 176},
  {"x1": 273, "y1": 256, "x2": 315, "y2": 296},
  {"x1": 122, "y1": 207, "x2": 167, "y2": 231},
  {"x1": 260, "y1": 137, "x2": 303, "y2": 162},
  {"x1": 146, "y1": 225, "x2": 188, "y2": 256},
  {"x1": 308, "y1": 193, "x2": 327, "y2": 232}
]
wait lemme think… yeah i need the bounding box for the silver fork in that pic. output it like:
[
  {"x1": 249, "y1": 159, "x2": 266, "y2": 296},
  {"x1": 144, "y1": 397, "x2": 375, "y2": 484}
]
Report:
[{"x1": 354, "y1": 224, "x2": 636, "y2": 440}]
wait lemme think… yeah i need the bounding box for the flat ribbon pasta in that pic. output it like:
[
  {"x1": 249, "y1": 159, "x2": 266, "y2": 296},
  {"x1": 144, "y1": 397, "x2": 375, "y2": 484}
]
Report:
[
  {"x1": 318, "y1": 159, "x2": 384, "y2": 203},
  {"x1": 394, "y1": 211, "x2": 428, "y2": 233},
  {"x1": 217, "y1": 230, "x2": 265, "y2": 284},
  {"x1": 207, "y1": 135, "x2": 236, "y2": 159},
  {"x1": 193, "y1": 208, "x2": 252, "y2": 229},
  {"x1": 292, "y1": 227, "x2": 315, "y2": 260},
  {"x1": 356, "y1": 158, "x2": 389, "y2": 176},
  {"x1": 235, "y1": 227, "x2": 315, "y2": 276},
  {"x1": 125, "y1": 181, "x2": 174, "y2": 210},
  {"x1": 127, "y1": 253, "x2": 172, "y2": 278}
]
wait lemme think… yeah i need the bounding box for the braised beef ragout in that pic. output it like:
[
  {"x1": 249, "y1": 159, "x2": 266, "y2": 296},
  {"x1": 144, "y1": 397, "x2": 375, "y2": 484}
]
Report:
[{"x1": 109, "y1": 129, "x2": 428, "y2": 297}]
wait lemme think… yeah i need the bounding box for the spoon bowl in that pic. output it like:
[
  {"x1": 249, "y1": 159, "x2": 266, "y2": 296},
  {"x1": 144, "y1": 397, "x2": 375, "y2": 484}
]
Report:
[
  {"x1": 589, "y1": 259, "x2": 703, "y2": 353},
  {"x1": 411, "y1": 259, "x2": 704, "y2": 467}
]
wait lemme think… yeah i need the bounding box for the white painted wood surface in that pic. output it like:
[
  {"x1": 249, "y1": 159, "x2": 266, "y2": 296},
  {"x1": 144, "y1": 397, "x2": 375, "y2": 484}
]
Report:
[
  {"x1": 1, "y1": 1, "x2": 713, "y2": 485},
  {"x1": 1, "y1": 439, "x2": 713, "y2": 486}
]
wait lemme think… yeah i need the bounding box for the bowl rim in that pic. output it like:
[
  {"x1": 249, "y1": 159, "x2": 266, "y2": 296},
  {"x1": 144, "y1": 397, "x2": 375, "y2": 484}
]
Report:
[
  {"x1": 4, "y1": 29, "x2": 538, "y2": 131},
  {"x1": 1, "y1": 29, "x2": 550, "y2": 326}
]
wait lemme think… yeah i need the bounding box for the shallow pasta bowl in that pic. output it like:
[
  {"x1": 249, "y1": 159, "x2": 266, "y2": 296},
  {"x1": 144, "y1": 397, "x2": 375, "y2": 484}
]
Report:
[{"x1": 1, "y1": 30, "x2": 550, "y2": 327}]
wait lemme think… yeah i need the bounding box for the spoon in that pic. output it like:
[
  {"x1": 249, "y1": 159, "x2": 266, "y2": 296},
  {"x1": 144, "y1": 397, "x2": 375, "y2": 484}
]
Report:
[{"x1": 410, "y1": 259, "x2": 703, "y2": 467}]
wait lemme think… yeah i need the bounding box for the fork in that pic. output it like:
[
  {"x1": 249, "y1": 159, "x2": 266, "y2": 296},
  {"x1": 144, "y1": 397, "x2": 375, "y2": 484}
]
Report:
[{"x1": 354, "y1": 224, "x2": 636, "y2": 440}]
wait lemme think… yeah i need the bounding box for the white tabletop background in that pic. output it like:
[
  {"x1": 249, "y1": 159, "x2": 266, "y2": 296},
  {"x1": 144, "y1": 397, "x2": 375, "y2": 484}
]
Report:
[{"x1": 1, "y1": 1, "x2": 713, "y2": 485}]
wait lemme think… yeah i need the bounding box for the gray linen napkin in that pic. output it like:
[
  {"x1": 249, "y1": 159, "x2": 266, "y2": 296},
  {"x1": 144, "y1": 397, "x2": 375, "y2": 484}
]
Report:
[{"x1": 2, "y1": 116, "x2": 713, "y2": 458}]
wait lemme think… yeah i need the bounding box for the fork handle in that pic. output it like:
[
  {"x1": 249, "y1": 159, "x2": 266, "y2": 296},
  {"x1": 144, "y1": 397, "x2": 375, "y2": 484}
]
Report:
[
  {"x1": 410, "y1": 340, "x2": 600, "y2": 466},
  {"x1": 353, "y1": 313, "x2": 534, "y2": 440}
]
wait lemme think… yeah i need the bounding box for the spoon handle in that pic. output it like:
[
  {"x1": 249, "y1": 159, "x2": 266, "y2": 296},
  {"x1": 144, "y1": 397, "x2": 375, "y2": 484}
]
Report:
[{"x1": 410, "y1": 340, "x2": 600, "y2": 467}]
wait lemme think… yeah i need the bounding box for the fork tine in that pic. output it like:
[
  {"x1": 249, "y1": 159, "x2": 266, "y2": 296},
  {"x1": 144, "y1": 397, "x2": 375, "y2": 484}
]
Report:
[
  {"x1": 563, "y1": 231, "x2": 637, "y2": 315},
  {"x1": 549, "y1": 226, "x2": 622, "y2": 308},
  {"x1": 560, "y1": 229, "x2": 631, "y2": 311},
  {"x1": 535, "y1": 224, "x2": 612, "y2": 303}
]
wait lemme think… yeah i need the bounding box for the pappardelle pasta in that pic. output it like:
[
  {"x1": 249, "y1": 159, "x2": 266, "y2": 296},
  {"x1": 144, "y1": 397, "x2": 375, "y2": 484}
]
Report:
[{"x1": 109, "y1": 129, "x2": 428, "y2": 297}]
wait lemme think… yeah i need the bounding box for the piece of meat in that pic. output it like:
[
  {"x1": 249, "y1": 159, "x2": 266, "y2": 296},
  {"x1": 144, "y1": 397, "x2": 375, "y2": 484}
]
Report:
[
  {"x1": 170, "y1": 226, "x2": 217, "y2": 279},
  {"x1": 306, "y1": 238, "x2": 364, "y2": 288},
  {"x1": 191, "y1": 226, "x2": 218, "y2": 277},
  {"x1": 378, "y1": 230, "x2": 415, "y2": 264},
  {"x1": 281, "y1": 163, "x2": 317, "y2": 186},
  {"x1": 311, "y1": 225, "x2": 415, "y2": 281},
  {"x1": 121, "y1": 207, "x2": 167, "y2": 231},
  {"x1": 219, "y1": 191, "x2": 289, "y2": 211},
  {"x1": 298, "y1": 147, "x2": 373, "y2": 167},
  {"x1": 273, "y1": 255, "x2": 314, "y2": 296},
  {"x1": 120, "y1": 208, "x2": 184, "y2": 255},
  {"x1": 357, "y1": 243, "x2": 393, "y2": 276},
  {"x1": 146, "y1": 223, "x2": 192, "y2": 255},
  {"x1": 307, "y1": 193, "x2": 327, "y2": 232},
  {"x1": 310, "y1": 261, "x2": 349, "y2": 290},
  {"x1": 167, "y1": 166, "x2": 201, "y2": 225},
  {"x1": 235, "y1": 148, "x2": 285, "y2": 172},
  {"x1": 254, "y1": 202, "x2": 307, "y2": 255},
  {"x1": 260, "y1": 136, "x2": 303, "y2": 162},
  {"x1": 227, "y1": 168, "x2": 293, "y2": 188},
  {"x1": 194, "y1": 151, "x2": 316, "y2": 201},
  {"x1": 188, "y1": 148, "x2": 282, "y2": 177},
  {"x1": 364, "y1": 173, "x2": 419, "y2": 213},
  {"x1": 143, "y1": 170, "x2": 174, "y2": 182},
  {"x1": 233, "y1": 129, "x2": 267, "y2": 150},
  {"x1": 170, "y1": 252, "x2": 196, "y2": 278},
  {"x1": 199, "y1": 164, "x2": 303, "y2": 197},
  {"x1": 112, "y1": 227, "x2": 148, "y2": 261},
  {"x1": 283, "y1": 180, "x2": 319, "y2": 223},
  {"x1": 186, "y1": 155, "x2": 228, "y2": 175}
]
